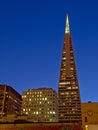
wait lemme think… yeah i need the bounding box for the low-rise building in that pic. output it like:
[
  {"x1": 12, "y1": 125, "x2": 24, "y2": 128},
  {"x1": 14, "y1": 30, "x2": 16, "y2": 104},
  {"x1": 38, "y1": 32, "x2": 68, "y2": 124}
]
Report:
[{"x1": 81, "y1": 102, "x2": 98, "y2": 130}]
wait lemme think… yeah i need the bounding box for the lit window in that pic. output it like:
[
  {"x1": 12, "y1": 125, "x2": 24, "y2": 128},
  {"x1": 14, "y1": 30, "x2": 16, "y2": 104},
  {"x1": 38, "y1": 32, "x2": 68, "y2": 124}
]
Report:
[
  {"x1": 70, "y1": 57, "x2": 73, "y2": 59},
  {"x1": 73, "y1": 82, "x2": 75, "y2": 84},
  {"x1": 85, "y1": 125, "x2": 88, "y2": 130},
  {"x1": 45, "y1": 98, "x2": 47, "y2": 100},
  {"x1": 14, "y1": 100, "x2": 17, "y2": 103},
  {"x1": 53, "y1": 111, "x2": 56, "y2": 114},
  {"x1": 63, "y1": 51, "x2": 66, "y2": 53},
  {"x1": 59, "y1": 82, "x2": 67, "y2": 85},
  {"x1": 61, "y1": 114, "x2": 64, "y2": 117},
  {"x1": 22, "y1": 95, "x2": 26, "y2": 98},
  {"x1": 50, "y1": 119, "x2": 52, "y2": 122},
  {"x1": 23, "y1": 109, "x2": 25, "y2": 111},
  {"x1": 68, "y1": 87, "x2": 71, "y2": 89},
  {"x1": 29, "y1": 98, "x2": 31, "y2": 101},
  {"x1": 63, "y1": 103, "x2": 65, "y2": 105},
  {"x1": 26, "y1": 112, "x2": 28, "y2": 115},
  {"x1": 61, "y1": 92, "x2": 64, "y2": 95},
  {"x1": 66, "y1": 92, "x2": 69, "y2": 95},
  {"x1": 62, "y1": 57, "x2": 66, "y2": 60},
  {"x1": 70, "y1": 68, "x2": 74, "y2": 70},
  {"x1": 36, "y1": 111, "x2": 38, "y2": 115},
  {"x1": 72, "y1": 86, "x2": 78, "y2": 89},
  {"x1": 42, "y1": 98, "x2": 44, "y2": 100},
  {"x1": 27, "y1": 92, "x2": 29, "y2": 95},
  {"x1": 65, "y1": 82, "x2": 70, "y2": 85},
  {"x1": 50, "y1": 111, "x2": 52, "y2": 114}
]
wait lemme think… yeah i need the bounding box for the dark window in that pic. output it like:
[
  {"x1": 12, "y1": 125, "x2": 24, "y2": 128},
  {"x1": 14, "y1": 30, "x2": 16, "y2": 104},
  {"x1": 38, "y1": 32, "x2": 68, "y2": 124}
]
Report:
[{"x1": 85, "y1": 117, "x2": 87, "y2": 122}]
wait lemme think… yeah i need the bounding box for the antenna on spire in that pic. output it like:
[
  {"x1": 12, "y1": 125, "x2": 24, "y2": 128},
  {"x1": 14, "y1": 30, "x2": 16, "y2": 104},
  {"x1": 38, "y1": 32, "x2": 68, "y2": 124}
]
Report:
[{"x1": 65, "y1": 13, "x2": 70, "y2": 34}]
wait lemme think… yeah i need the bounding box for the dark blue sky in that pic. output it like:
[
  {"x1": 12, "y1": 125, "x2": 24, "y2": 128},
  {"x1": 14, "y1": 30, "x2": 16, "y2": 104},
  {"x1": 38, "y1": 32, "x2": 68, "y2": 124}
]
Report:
[{"x1": 0, "y1": 0, "x2": 98, "y2": 102}]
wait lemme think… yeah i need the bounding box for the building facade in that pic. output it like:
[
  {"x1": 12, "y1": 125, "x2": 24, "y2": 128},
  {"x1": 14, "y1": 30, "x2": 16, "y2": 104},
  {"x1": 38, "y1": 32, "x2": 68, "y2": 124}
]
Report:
[
  {"x1": 58, "y1": 14, "x2": 82, "y2": 124},
  {"x1": 22, "y1": 88, "x2": 58, "y2": 122},
  {"x1": 81, "y1": 102, "x2": 98, "y2": 130},
  {"x1": 0, "y1": 85, "x2": 22, "y2": 116}
]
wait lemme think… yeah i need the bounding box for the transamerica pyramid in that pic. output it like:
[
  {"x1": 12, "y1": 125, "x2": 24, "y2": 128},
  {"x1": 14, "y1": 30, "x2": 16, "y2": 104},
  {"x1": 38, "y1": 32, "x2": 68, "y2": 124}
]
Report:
[{"x1": 58, "y1": 14, "x2": 82, "y2": 124}]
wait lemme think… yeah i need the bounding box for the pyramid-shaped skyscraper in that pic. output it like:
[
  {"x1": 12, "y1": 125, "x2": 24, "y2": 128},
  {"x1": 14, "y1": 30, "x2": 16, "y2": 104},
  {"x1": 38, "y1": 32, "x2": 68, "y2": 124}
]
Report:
[{"x1": 58, "y1": 14, "x2": 82, "y2": 124}]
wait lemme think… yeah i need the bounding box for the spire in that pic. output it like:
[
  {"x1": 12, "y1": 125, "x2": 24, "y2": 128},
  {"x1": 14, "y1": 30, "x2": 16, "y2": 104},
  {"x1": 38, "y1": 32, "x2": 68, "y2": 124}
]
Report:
[{"x1": 65, "y1": 13, "x2": 70, "y2": 34}]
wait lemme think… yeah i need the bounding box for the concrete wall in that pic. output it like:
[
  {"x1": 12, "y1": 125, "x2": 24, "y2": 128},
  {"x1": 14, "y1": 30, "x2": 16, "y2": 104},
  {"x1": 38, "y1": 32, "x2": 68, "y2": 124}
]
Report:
[
  {"x1": 88, "y1": 125, "x2": 98, "y2": 130},
  {"x1": 0, "y1": 123, "x2": 82, "y2": 130}
]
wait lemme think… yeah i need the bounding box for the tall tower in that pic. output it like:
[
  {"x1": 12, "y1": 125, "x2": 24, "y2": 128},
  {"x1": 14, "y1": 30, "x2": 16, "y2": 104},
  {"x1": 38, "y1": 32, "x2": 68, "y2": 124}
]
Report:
[{"x1": 58, "y1": 14, "x2": 82, "y2": 124}]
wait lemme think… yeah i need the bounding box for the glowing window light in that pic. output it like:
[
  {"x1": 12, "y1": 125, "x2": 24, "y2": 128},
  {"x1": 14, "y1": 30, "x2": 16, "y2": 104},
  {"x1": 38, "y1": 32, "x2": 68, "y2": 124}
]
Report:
[{"x1": 85, "y1": 125, "x2": 88, "y2": 130}]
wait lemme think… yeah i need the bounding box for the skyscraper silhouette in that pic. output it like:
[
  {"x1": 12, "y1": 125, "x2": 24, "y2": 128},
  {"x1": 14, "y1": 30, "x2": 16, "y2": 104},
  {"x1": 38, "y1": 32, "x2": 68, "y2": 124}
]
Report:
[{"x1": 58, "y1": 14, "x2": 82, "y2": 124}]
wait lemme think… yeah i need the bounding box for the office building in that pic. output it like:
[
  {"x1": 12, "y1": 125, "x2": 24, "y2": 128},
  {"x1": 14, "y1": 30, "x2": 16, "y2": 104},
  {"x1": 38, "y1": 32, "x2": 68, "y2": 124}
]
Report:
[
  {"x1": 22, "y1": 88, "x2": 58, "y2": 122},
  {"x1": 58, "y1": 14, "x2": 82, "y2": 124},
  {"x1": 0, "y1": 84, "x2": 22, "y2": 116}
]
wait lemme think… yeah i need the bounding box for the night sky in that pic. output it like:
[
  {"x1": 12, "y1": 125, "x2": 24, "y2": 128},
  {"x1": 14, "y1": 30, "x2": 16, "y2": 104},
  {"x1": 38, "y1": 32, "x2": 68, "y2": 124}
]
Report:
[{"x1": 0, "y1": 0, "x2": 98, "y2": 102}]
